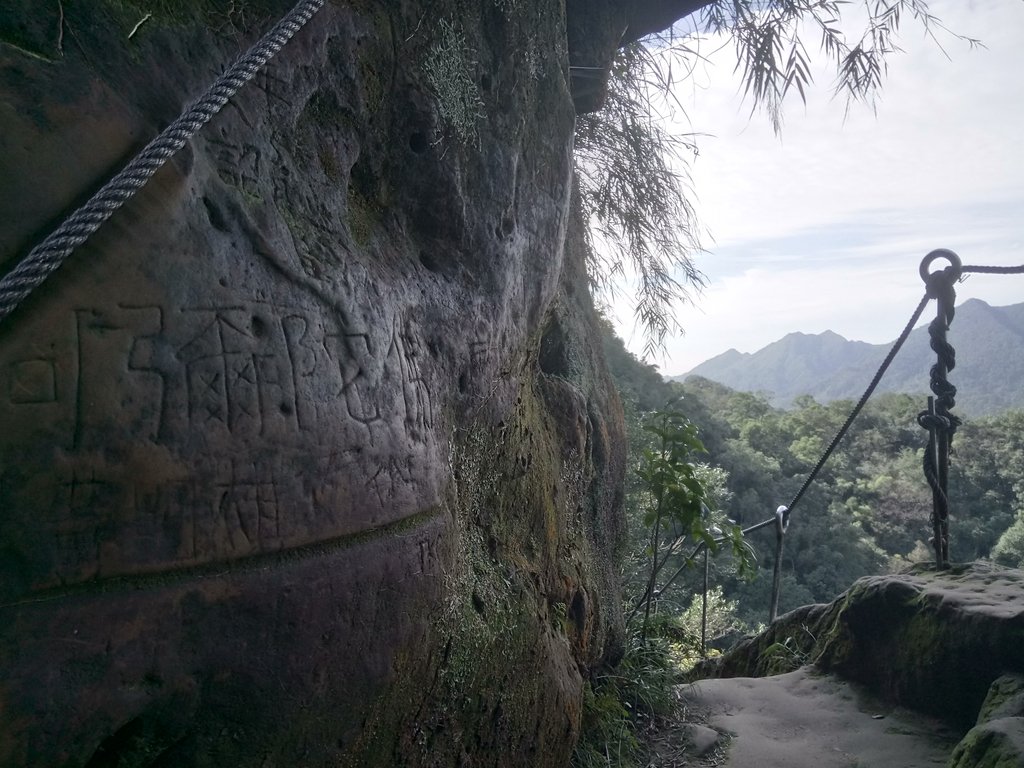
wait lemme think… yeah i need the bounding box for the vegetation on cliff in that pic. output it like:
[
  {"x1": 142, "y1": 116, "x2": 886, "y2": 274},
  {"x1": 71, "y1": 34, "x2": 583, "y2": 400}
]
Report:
[
  {"x1": 582, "y1": 319, "x2": 1024, "y2": 765},
  {"x1": 603, "y1": 319, "x2": 1024, "y2": 630}
]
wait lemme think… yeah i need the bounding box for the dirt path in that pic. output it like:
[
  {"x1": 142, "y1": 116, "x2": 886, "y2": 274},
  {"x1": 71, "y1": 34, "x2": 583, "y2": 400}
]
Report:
[{"x1": 648, "y1": 667, "x2": 960, "y2": 767}]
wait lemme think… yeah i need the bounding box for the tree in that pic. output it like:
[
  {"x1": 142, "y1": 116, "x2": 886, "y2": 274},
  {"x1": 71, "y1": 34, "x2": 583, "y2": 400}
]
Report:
[
  {"x1": 626, "y1": 410, "x2": 754, "y2": 638},
  {"x1": 602, "y1": 318, "x2": 1024, "y2": 630},
  {"x1": 577, "y1": 0, "x2": 977, "y2": 354},
  {"x1": 992, "y1": 512, "x2": 1024, "y2": 568}
]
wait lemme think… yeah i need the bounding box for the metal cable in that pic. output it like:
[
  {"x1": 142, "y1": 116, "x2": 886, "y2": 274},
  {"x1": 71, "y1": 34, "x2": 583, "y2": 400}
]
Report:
[
  {"x1": 647, "y1": 514, "x2": 777, "y2": 612},
  {"x1": 692, "y1": 257, "x2": 1022, "y2": 618},
  {"x1": 653, "y1": 291, "x2": 934, "y2": 623},
  {"x1": 784, "y1": 292, "x2": 932, "y2": 515},
  {"x1": 962, "y1": 264, "x2": 1024, "y2": 275},
  {"x1": 0, "y1": 0, "x2": 325, "y2": 324},
  {"x1": 782, "y1": 258, "x2": 1021, "y2": 530}
]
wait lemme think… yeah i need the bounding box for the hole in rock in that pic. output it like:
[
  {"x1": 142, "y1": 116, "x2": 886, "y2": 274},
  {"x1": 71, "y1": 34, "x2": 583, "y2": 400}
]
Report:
[
  {"x1": 408, "y1": 132, "x2": 429, "y2": 154},
  {"x1": 538, "y1": 318, "x2": 570, "y2": 376},
  {"x1": 471, "y1": 590, "x2": 487, "y2": 617},
  {"x1": 202, "y1": 195, "x2": 229, "y2": 233},
  {"x1": 569, "y1": 590, "x2": 587, "y2": 633}
]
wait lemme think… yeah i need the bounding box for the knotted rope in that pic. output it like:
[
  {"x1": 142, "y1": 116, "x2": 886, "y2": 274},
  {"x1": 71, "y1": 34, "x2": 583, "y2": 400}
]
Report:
[{"x1": 917, "y1": 250, "x2": 962, "y2": 568}]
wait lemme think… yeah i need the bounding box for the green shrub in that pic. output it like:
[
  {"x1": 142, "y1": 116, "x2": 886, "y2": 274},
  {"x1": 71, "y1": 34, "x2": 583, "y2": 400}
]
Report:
[{"x1": 572, "y1": 632, "x2": 678, "y2": 768}]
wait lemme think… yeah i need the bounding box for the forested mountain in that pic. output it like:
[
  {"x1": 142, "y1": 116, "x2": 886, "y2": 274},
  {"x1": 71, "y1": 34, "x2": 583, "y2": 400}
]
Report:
[
  {"x1": 601, "y1": 318, "x2": 1024, "y2": 629},
  {"x1": 678, "y1": 299, "x2": 1024, "y2": 416},
  {"x1": 675, "y1": 377, "x2": 1024, "y2": 621}
]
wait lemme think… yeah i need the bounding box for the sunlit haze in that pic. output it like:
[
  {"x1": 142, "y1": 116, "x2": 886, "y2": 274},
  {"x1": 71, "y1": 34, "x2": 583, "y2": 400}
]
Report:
[{"x1": 610, "y1": 0, "x2": 1024, "y2": 377}]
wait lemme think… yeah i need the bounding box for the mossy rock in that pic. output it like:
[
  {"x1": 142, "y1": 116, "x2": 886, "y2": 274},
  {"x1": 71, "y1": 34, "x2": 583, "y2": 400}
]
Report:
[
  {"x1": 695, "y1": 564, "x2": 1024, "y2": 735},
  {"x1": 977, "y1": 675, "x2": 1024, "y2": 724},
  {"x1": 688, "y1": 602, "x2": 828, "y2": 680},
  {"x1": 948, "y1": 718, "x2": 1024, "y2": 768}
]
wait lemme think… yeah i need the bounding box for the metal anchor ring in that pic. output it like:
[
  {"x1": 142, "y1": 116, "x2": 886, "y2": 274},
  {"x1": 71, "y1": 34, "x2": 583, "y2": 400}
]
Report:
[{"x1": 920, "y1": 249, "x2": 963, "y2": 284}]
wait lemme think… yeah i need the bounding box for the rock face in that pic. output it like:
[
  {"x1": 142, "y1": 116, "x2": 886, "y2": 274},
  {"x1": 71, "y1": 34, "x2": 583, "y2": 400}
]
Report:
[
  {"x1": 949, "y1": 674, "x2": 1024, "y2": 768},
  {"x1": 0, "y1": 1, "x2": 673, "y2": 765},
  {"x1": 696, "y1": 563, "x2": 1024, "y2": 766}
]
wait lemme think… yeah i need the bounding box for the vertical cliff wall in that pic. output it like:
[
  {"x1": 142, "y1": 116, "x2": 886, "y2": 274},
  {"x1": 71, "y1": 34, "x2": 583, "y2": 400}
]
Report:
[{"x1": 0, "y1": 1, "x2": 631, "y2": 765}]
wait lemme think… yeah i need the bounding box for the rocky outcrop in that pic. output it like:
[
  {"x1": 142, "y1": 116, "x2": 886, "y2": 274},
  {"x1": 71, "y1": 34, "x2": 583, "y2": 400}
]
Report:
[
  {"x1": 949, "y1": 674, "x2": 1024, "y2": 768},
  {"x1": 695, "y1": 563, "x2": 1024, "y2": 766},
  {"x1": 0, "y1": 0, "x2": 692, "y2": 765}
]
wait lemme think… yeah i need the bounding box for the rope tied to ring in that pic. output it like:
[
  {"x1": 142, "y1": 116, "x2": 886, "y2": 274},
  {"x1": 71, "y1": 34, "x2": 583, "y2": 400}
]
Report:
[{"x1": 916, "y1": 249, "x2": 962, "y2": 568}]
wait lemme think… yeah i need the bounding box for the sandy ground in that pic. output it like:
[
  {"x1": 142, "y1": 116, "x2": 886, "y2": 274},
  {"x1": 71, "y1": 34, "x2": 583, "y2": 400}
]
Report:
[{"x1": 678, "y1": 667, "x2": 960, "y2": 768}]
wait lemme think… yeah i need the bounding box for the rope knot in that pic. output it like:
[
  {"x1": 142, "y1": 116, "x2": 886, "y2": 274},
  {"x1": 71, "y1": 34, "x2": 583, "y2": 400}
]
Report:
[
  {"x1": 923, "y1": 267, "x2": 958, "y2": 304},
  {"x1": 917, "y1": 410, "x2": 949, "y2": 432}
]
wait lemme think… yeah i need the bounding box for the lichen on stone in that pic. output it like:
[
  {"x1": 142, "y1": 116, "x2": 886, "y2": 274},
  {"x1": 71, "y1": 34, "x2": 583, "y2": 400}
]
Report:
[
  {"x1": 947, "y1": 717, "x2": 1024, "y2": 768},
  {"x1": 423, "y1": 18, "x2": 485, "y2": 145}
]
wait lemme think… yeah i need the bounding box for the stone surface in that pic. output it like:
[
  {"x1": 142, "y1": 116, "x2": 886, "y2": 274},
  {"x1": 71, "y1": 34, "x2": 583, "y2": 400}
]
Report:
[
  {"x1": 947, "y1": 718, "x2": 1024, "y2": 768},
  {"x1": 694, "y1": 564, "x2": 1024, "y2": 768},
  {"x1": 0, "y1": 0, "x2": 696, "y2": 764},
  {"x1": 977, "y1": 675, "x2": 1024, "y2": 723},
  {"x1": 947, "y1": 676, "x2": 1024, "y2": 768},
  {"x1": 684, "y1": 668, "x2": 958, "y2": 768},
  {"x1": 811, "y1": 563, "x2": 1024, "y2": 732},
  {"x1": 697, "y1": 564, "x2": 1024, "y2": 732},
  {"x1": 691, "y1": 602, "x2": 829, "y2": 681},
  {"x1": 683, "y1": 723, "x2": 721, "y2": 756}
]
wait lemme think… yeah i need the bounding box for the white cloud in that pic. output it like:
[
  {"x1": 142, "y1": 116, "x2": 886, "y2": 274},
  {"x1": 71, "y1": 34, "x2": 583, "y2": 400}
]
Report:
[{"x1": 613, "y1": 0, "x2": 1024, "y2": 376}]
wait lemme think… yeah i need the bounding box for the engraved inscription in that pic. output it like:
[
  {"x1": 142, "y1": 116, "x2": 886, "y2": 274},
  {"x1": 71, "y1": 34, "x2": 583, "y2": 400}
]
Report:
[
  {"x1": 73, "y1": 305, "x2": 167, "y2": 449},
  {"x1": 281, "y1": 314, "x2": 318, "y2": 430},
  {"x1": 62, "y1": 469, "x2": 117, "y2": 515},
  {"x1": 210, "y1": 460, "x2": 282, "y2": 555},
  {"x1": 255, "y1": 68, "x2": 293, "y2": 108},
  {"x1": 207, "y1": 137, "x2": 265, "y2": 196},
  {"x1": 124, "y1": 304, "x2": 170, "y2": 441},
  {"x1": 391, "y1": 322, "x2": 433, "y2": 435},
  {"x1": 8, "y1": 301, "x2": 437, "y2": 448},
  {"x1": 178, "y1": 307, "x2": 265, "y2": 434},
  {"x1": 2, "y1": 298, "x2": 442, "y2": 591},
  {"x1": 325, "y1": 330, "x2": 381, "y2": 426}
]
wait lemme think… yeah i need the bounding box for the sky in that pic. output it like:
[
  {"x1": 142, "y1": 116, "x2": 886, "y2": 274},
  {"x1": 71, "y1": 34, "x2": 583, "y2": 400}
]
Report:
[{"x1": 610, "y1": 0, "x2": 1024, "y2": 377}]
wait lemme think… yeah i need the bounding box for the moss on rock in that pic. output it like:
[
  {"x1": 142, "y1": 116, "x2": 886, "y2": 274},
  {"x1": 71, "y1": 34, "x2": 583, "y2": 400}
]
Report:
[
  {"x1": 977, "y1": 675, "x2": 1024, "y2": 723},
  {"x1": 947, "y1": 718, "x2": 1024, "y2": 768},
  {"x1": 695, "y1": 563, "x2": 1024, "y2": 737}
]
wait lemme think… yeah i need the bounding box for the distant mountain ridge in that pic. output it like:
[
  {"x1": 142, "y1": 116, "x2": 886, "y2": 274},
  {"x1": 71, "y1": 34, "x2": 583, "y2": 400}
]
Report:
[{"x1": 676, "y1": 299, "x2": 1024, "y2": 416}]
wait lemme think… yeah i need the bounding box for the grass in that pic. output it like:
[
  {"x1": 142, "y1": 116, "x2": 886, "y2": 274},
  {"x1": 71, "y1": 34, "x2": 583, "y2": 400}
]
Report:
[{"x1": 572, "y1": 631, "x2": 682, "y2": 768}]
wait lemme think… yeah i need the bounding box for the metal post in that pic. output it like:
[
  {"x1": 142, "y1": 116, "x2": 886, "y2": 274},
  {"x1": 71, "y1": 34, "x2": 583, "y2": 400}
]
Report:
[
  {"x1": 923, "y1": 396, "x2": 946, "y2": 567},
  {"x1": 918, "y1": 249, "x2": 962, "y2": 570},
  {"x1": 701, "y1": 545, "x2": 709, "y2": 657},
  {"x1": 933, "y1": 301, "x2": 953, "y2": 568},
  {"x1": 769, "y1": 505, "x2": 790, "y2": 623}
]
